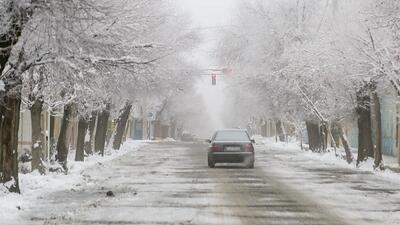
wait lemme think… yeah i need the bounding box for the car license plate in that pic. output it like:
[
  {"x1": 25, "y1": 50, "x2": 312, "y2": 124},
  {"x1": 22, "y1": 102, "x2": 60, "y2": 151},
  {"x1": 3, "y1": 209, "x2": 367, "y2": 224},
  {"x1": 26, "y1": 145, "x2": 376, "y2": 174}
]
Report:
[{"x1": 225, "y1": 146, "x2": 240, "y2": 151}]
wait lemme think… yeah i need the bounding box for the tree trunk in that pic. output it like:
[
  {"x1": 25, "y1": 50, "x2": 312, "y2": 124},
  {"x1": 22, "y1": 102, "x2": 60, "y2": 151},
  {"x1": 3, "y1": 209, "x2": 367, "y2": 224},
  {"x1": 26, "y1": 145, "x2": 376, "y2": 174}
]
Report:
[
  {"x1": 320, "y1": 122, "x2": 328, "y2": 152},
  {"x1": 372, "y1": 92, "x2": 384, "y2": 170},
  {"x1": 30, "y1": 100, "x2": 45, "y2": 173},
  {"x1": 113, "y1": 103, "x2": 132, "y2": 150},
  {"x1": 0, "y1": 105, "x2": 4, "y2": 174},
  {"x1": 49, "y1": 114, "x2": 55, "y2": 141},
  {"x1": 55, "y1": 103, "x2": 75, "y2": 171},
  {"x1": 95, "y1": 104, "x2": 110, "y2": 156},
  {"x1": 48, "y1": 113, "x2": 57, "y2": 159},
  {"x1": 0, "y1": 96, "x2": 21, "y2": 193},
  {"x1": 262, "y1": 121, "x2": 267, "y2": 137},
  {"x1": 299, "y1": 129, "x2": 304, "y2": 150},
  {"x1": 356, "y1": 89, "x2": 374, "y2": 164},
  {"x1": 154, "y1": 120, "x2": 161, "y2": 139},
  {"x1": 276, "y1": 120, "x2": 285, "y2": 142},
  {"x1": 330, "y1": 123, "x2": 341, "y2": 148},
  {"x1": 85, "y1": 112, "x2": 97, "y2": 155},
  {"x1": 336, "y1": 123, "x2": 353, "y2": 164},
  {"x1": 170, "y1": 120, "x2": 176, "y2": 139},
  {"x1": 281, "y1": 121, "x2": 287, "y2": 142},
  {"x1": 75, "y1": 116, "x2": 88, "y2": 161},
  {"x1": 306, "y1": 121, "x2": 321, "y2": 152},
  {"x1": 0, "y1": 2, "x2": 36, "y2": 192},
  {"x1": 123, "y1": 120, "x2": 130, "y2": 143}
]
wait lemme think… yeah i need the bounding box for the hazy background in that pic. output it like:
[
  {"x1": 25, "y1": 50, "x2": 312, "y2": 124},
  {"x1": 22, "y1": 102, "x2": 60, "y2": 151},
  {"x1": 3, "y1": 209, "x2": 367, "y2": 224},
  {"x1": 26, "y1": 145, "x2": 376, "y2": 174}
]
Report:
[{"x1": 175, "y1": 0, "x2": 239, "y2": 137}]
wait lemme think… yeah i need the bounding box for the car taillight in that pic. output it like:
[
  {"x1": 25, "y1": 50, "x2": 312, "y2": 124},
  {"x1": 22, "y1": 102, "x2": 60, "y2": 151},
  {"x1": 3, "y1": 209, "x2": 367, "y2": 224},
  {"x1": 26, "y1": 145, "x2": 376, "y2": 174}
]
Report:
[
  {"x1": 245, "y1": 143, "x2": 254, "y2": 152},
  {"x1": 210, "y1": 143, "x2": 223, "y2": 152}
]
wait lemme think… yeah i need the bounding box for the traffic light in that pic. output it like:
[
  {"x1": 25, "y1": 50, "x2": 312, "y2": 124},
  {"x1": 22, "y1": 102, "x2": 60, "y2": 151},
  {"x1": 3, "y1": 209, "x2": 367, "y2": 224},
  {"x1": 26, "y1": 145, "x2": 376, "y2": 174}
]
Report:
[{"x1": 211, "y1": 74, "x2": 216, "y2": 85}]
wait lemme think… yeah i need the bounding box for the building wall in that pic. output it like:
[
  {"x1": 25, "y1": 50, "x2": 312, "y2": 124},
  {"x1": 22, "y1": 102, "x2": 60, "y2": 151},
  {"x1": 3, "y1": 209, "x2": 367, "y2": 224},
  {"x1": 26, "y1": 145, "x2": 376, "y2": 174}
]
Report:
[
  {"x1": 344, "y1": 95, "x2": 399, "y2": 158},
  {"x1": 347, "y1": 120, "x2": 359, "y2": 149},
  {"x1": 18, "y1": 111, "x2": 75, "y2": 159},
  {"x1": 381, "y1": 96, "x2": 396, "y2": 156},
  {"x1": 18, "y1": 110, "x2": 32, "y2": 153}
]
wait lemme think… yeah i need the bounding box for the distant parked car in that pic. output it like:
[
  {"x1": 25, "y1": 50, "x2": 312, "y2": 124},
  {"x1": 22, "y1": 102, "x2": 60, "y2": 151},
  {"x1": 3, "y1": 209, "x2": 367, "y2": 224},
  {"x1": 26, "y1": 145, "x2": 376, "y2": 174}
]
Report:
[
  {"x1": 206, "y1": 129, "x2": 255, "y2": 168},
  {"x1": 181, "y1": 132, "x2": 195, "y2": 142}
]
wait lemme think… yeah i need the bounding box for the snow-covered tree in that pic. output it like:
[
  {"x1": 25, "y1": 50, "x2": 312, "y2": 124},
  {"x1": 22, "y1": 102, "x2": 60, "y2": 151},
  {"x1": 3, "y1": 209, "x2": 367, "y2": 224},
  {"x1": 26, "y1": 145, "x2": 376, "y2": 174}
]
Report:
[
  {"x1": 0, "y1": 0, "x2": 200, "y2": 192},
  {"x1": 217, "y1": 0, "x2": 400, "y2": 167}
]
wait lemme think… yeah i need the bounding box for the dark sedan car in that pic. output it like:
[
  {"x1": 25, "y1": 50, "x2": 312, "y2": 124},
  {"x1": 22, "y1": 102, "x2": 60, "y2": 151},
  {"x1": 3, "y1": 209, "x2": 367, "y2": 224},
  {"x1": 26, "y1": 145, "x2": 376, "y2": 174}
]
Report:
[{"x1": 206, "y1": 129, "x2": 255, "y2": 168}]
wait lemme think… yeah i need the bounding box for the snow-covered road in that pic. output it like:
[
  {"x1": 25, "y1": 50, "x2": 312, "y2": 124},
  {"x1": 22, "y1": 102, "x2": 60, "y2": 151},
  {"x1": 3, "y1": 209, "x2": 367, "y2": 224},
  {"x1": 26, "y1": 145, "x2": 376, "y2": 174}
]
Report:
[{"x1": 5, "y1": 141, "x2": 400, "y2": 225}]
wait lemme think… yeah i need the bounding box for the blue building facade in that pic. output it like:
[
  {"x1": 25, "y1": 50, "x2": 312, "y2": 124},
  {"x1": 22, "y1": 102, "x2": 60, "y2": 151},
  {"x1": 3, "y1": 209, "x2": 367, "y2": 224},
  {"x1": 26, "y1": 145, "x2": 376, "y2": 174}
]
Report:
[{"x1": 346, "y1": 95, "x2": 398, "y2": 157}]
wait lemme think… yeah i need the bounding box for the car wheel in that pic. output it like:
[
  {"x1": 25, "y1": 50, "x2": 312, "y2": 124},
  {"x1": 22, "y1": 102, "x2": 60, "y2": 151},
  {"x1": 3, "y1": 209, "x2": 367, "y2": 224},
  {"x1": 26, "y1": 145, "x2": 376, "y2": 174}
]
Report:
[{"x1": 208, "y1": 157, "x2": 215, "y2": 168}]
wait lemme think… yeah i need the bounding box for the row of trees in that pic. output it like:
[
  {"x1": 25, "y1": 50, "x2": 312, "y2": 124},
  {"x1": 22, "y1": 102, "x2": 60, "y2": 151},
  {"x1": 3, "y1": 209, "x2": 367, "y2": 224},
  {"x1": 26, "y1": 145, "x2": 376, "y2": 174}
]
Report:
[
  {"x1": 217, "y1": 0, "x2": 400, "y2": 168},
  {"x1": 0, "y1": 0, "x2": 200, "y2": 193}
]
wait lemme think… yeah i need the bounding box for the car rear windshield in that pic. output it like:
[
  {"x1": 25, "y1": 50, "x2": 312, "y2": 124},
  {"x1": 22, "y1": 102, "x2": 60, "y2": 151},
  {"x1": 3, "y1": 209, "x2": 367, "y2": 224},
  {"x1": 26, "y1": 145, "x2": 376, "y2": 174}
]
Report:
[{"x1": 214, "y1": 131, "x2": 250, "y2": 141}]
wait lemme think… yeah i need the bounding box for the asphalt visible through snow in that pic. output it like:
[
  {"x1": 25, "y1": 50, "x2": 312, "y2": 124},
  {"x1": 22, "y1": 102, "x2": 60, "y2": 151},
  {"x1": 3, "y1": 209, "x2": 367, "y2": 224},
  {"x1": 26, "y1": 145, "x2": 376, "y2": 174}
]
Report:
[{"x1": 15, "y1": 141, "x2": 400, "y2": 225}]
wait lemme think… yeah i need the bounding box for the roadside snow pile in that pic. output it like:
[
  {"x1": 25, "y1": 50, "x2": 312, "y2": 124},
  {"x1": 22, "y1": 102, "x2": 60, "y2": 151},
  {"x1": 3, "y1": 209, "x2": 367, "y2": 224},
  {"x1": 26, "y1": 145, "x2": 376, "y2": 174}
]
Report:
[
  {"x1": 0, "y1": 139, "x2": 146, "y2": 223},
  {"x1": 162, "y1": 137, "x2": 176, "y2": 142},
  {"x1": 251, "y1": 134, "x2": 264, "y2": 140},
  {"x1": 257, "y1": 137, "x2": 300, "y2": 152},
  {"x1": 260, "y1": 138, "x2": 400, "y2": 182}
]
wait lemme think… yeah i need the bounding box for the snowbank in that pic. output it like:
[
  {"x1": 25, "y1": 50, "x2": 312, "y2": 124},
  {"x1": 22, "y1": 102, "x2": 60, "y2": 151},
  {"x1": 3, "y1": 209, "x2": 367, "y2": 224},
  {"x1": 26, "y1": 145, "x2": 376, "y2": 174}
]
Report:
[
  {"x1": 0, "y1": 139, "x2": 146, "y2": 223},
  {"x1": 260, "y1": 138, "x2": 400, "y2": 183},
  {"x1": 162, "y1": 137, "x2": 176, "y2": 142}
]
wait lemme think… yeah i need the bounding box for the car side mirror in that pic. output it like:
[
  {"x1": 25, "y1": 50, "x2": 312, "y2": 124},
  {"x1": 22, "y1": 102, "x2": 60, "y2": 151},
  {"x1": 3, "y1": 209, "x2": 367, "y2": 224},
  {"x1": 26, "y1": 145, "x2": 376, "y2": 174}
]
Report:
[
  {"x1": 251, "y1": 139, "x2": 255, "y2": 144},
  {"x1": 205, "y1": 139, "x2": 212, "y2": 143}
]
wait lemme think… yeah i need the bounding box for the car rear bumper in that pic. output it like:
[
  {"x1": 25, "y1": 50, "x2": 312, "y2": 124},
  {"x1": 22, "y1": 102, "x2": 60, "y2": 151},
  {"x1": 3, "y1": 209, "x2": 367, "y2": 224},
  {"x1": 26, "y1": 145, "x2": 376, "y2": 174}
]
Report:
[{"x1": 209, "y1": 152, "x2": 254, "y2": 163}]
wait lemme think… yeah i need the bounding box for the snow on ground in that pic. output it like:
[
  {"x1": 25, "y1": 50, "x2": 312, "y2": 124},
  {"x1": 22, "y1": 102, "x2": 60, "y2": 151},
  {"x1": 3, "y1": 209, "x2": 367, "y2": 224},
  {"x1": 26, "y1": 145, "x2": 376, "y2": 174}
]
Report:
[
  {"x1": 0, "y1": 139, "x2": 146, "y2": 224},
  {"x1": 256, "y1": 136, "x2": 400, "y2": 182},
  {"x1": 162, "y1": 137, "x2": 177, "y2": 142},
  {"x1": 2, "y1": 138, "x2": 400, "y2": 224},
  {"x1": 255, "y1": 138, "x2": 400, "y2": 224}
]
